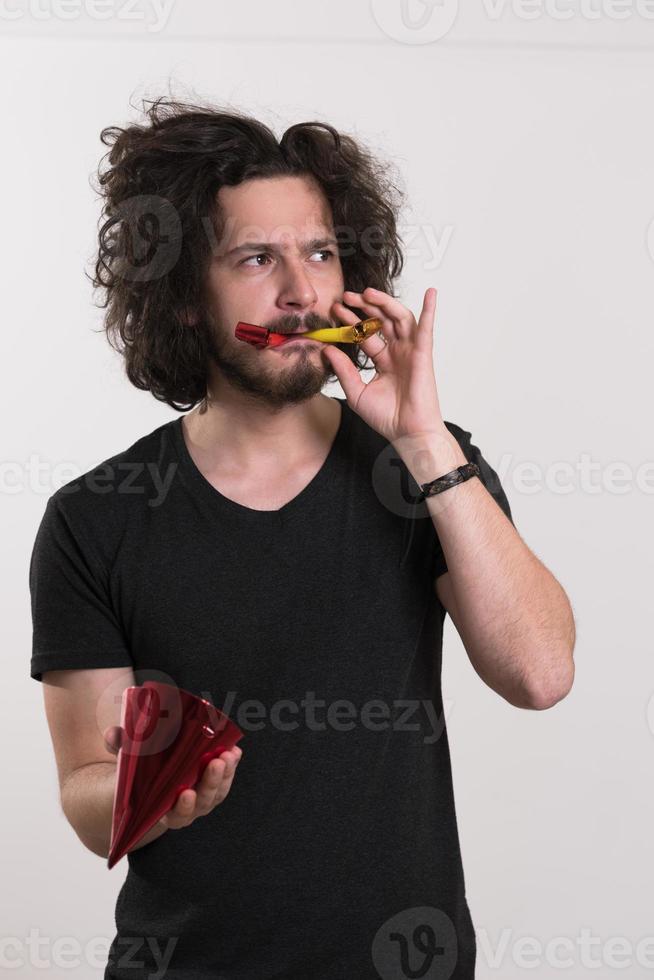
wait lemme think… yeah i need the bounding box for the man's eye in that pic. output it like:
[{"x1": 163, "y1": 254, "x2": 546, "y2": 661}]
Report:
[
  {"x1": 241, "y1": 253, "x2": 272, "y2": 267},
  {"x1": 240, "y1": 249, "x2": 335, "y2": 267}
]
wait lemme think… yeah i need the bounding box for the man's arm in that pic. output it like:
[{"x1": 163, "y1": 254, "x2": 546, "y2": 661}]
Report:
[
  {"x1": 60, "y1": 761, "x2": 168, "y2": 858},
  {"x1": 43, "y1": 666, "x2": 168, "y2": 858},
  {"x1": 416, "y1": 438, "x2": 575, "y2": 711},
  {"x1": 321, "y1": 284, "x2": 575, "y2": 708}
]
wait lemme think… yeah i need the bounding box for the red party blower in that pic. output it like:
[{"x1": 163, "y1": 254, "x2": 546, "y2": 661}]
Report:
[{"x1": 107, "y1": 680, "x2": 244, "y2": 869}]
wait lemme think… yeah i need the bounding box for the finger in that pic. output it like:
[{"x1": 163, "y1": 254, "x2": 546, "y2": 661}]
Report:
[
  {"x1": 357, "y1": 332, "x2": 390, "y2": 371},
  {"x1": 196, "y1": 750, "x2": 241, "y2": 811},
  {"x1": 103, "y1": 725, "x2": 123, "y2": 755},
  {"x1": 218, "y1": 748, "x2": 242, "y2": 788},
  {"x1": 342, "y1": 290, "x2": 397, "y2": 341},
  {"x1": 320, "y1": 341, "x2": 368, "y2": 407},
  {"x1": 415, "y1": 287, "x2": 437, "y2": 353},
  {"x1": 332, "y1": 299, "x2": 390, "y2": 369},
  {"x1": 196, "y1": 755, "x2": 231, "y2": 809},
  {"x1": 331, "y1": 299, "x2": 385, "y2": 343},
  {"x1": 345, "y1": 287, "x2": 417, "y2": 340},
  {"x1": 359, "y1": 286, "x2": 416, "y2": 339},
  {"x1": 215, "y1": 747, "x2": 241, "y2": 775},
  {"x1": 331, "y1": 297, "x2": 361, "y2": 325},
  {"x1": 213, "y1": 758, "x2": 239, "y2": 803},
  {"x1": 161, "y1": 788, "x2": 196, "y2": 828},
  {"x1": 193, "y1": 759, "x2": 224, "y2": 812}
]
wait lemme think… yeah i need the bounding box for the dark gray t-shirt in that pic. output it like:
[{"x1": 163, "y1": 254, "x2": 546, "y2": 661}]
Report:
[{"x1": 29, "y1": 397, "x2": 514, "y2": 980}]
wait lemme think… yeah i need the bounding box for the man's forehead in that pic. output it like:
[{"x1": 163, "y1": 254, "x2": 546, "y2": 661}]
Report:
[
  {"x1": 217, "y1": 220, "x2": 337, "y2": 257},
  {"x1": 215, "y1": 178, "x2": 334, "y2": 252}
]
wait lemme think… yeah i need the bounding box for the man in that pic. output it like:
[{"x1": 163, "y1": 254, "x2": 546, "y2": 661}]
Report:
[{"x1": 29, "y1": 98, "x2": 575, "y2": 980}]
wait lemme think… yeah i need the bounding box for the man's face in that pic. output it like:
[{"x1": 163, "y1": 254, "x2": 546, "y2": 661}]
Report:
[{"x1": 200, "y1": 174, "x2": 346, "y2": 409}]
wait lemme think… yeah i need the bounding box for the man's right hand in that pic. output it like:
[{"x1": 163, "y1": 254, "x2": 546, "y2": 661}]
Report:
[{"x1": 103, "y1": 725, "x2": 243, "y2": 831}]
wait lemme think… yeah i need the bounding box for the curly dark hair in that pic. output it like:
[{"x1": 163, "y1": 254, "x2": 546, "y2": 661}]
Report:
[{"x1": 88, "y1": 95, "x2": 406, "y2": 412}]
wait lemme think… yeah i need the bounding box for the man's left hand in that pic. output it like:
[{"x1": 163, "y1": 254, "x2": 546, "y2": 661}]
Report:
[{"x1": 323, "y1": 286, "x2": 459, "y2": 473}]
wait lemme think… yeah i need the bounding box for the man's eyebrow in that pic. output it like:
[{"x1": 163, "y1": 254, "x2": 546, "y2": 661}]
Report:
[{"x1": 223, "y1": 236, "x2": 339, "y2": 258}]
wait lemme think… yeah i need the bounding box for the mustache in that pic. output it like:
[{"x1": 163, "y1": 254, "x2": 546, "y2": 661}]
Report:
[{"x1": 264, "y1": 312, "x2": 335, "y2": 335}]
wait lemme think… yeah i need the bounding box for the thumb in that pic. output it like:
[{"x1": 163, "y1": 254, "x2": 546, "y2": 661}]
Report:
[
  {"x1": 322, "y1": 344, "x2": 365, "y2": 405},
  {"x1": 103, "y1": 725, "x2": 124, "y2": 756}
]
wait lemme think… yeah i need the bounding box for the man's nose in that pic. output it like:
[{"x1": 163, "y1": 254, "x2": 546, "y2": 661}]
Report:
[{"x1": 277, "y1": 260, "x2": 319, "y2": 309}]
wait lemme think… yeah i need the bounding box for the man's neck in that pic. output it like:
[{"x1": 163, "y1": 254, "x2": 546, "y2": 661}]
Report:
[{"x1": 181, "y1": 392, "x2": 341, "y2": 474}]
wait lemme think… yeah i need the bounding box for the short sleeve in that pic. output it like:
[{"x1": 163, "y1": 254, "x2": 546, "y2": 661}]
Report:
[
  {"x1": 431, "y1": 422, "x2": 515, "y2": 582},
  {"x1": 28, "y1": 495, "x2": 134, "y2": 682}
]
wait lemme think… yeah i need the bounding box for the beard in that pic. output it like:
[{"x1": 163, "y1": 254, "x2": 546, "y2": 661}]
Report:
[{"x1": 204, "y1": 309, "x2": 339, "y2": 409}]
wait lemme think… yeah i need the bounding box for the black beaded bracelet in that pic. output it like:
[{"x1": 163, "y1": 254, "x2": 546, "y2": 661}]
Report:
[{"x1": 417, "y1": 462, "x2": 480, "y2": 501}]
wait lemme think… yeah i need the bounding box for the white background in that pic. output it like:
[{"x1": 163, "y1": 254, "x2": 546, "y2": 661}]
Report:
[{"x1": 3, "y1": 1, "x2": 654, "y2": 977}]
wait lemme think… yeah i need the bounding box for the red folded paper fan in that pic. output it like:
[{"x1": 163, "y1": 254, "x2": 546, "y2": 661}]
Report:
[{"x1": 107, "y1": 681, "x2": 243, "y2": 869}]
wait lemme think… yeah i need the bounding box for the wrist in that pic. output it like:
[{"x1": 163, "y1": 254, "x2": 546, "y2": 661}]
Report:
[{"x1": 393, "y1": 429, "x2": 469, "y2": 487}]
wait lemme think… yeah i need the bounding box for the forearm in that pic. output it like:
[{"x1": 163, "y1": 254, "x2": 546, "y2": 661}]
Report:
[
  {"x1": 434, "y1": 479, "x2": 575, "y2": 706},
  {"x1": 403, "y1": 431, "x2": 576, "y2": 708},
  {"x1": 60, "y1": 762, "x2": 168, "y2": 858}
]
